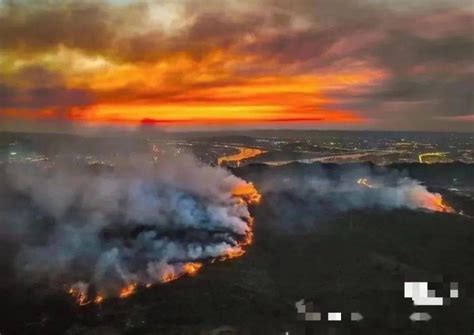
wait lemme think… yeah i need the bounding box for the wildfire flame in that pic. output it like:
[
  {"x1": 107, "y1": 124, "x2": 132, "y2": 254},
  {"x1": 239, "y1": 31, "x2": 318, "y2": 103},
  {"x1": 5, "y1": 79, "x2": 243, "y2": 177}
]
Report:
[
  {"x1": 94, "y1": 295, "x2": 104, "y2": 304},
  {"x1": 68, "y1": 180, "x2": 261, "y2": 305},
  {"x1": 161, "y1": 271, "x2": 176, "y2": 283},
  {"x1": 157, "y1": 262, "x2": 203, "y2": 285},
  {"x1": 428, "y1": 193, "x2": 455, "y2": 213},
  {"x1": 119, "y1": 283, "x2": 137, "y2": 298},
  {"x1": 357, "y1": 177, "x2": 454, "y2": 214},
  {"x1": 220, "y1": 246, "x2": 246, "y2": 260},
  {"x1": 183, "y1": 262, "x2": 203, "y2": 276},
  {"x1": 232, "y1": 182, "x2": 262, "y2": 204},
  {"x1": 218, "y1": 182, "x2": 260, "y2": 260}
]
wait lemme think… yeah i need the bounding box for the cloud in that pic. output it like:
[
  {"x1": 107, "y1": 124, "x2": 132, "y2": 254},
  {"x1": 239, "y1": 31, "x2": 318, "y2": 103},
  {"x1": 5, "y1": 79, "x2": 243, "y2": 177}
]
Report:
[
  {"x1": 0, "y1": 0, "x2": 472, "y2": 130},
  {"x1": 0, "y1": 65, "x2": 94, "y2": 114},
  {"x1": 0, "y1": 1, "x2": 118, "y2": 55},
  {"x1": 0, "y1": 0, "x2": 268, "y2": 63}
]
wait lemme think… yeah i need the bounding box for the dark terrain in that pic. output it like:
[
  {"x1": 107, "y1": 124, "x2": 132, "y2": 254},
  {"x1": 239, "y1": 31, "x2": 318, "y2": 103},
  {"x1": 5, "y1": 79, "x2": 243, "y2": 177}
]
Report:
[{"x1": 1, "y1": 162, "x2": 473, "y2": 335}]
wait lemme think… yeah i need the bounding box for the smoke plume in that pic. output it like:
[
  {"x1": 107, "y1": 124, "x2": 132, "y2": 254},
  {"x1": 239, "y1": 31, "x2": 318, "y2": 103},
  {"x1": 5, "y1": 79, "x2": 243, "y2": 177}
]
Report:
[
  {"x1": 256, "y1": 163, "x2": 453, "y2": 230},
  {"x1": 0, "y1": 154, "x2": 258, "y2": 300}
]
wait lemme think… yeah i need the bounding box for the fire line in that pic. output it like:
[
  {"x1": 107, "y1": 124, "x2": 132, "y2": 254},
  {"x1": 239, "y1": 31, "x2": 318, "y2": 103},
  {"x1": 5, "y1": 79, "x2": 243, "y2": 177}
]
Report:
[{"x1": 68, "y1": 180, "x2": 261, "y2": 305}]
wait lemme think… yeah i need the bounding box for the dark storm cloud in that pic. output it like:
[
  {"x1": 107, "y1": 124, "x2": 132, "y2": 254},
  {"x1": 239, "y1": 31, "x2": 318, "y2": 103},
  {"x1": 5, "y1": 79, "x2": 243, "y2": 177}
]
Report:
[
  {"x1": 370, "y1": 28, "x2": 474, "y2": 74},
  {"x1": 0, "y1": 84, "x2": 94, "y2": 109},
  {"x1": 293, "y1": 7, "x2": 473, "y2": 128},
  {"x1": 328, "y1": 74, "x2": 473, "y2": 115},
  {"x1": 0, "y1": 0, "x2": 120, "y2": 55},
  {"x1": 0, "y1": 65, "x2": 94, "y2": 111},
  {"x1": 2, "y1": 0, "x2": 470, "y2": 68},
  {"x1": 0, "y1": 0, "x2": 268, "y2": 62},
  {"x1": 323, "y1": 16, "x2": 474, "y2": 127},
  {"x1": 115, "y1": 11, "x2": 265, "y2": 62},
  {"x1": 246, "y1": 2, "x2": 473, "y2": 70},
  {"x1": 243, "y1": 30, "x2": 335, "y2": 65},
  {"x1": 362, "y1": 75, "x2": 473, "y2": 105}
]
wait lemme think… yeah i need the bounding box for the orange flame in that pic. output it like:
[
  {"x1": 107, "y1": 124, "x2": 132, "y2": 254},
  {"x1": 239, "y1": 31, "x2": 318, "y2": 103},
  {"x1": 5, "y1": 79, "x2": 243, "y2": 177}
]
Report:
[
  {"x1": 161, "y1": 270, "x2": 177, "y2": 283},
  {"x1": 227, "y1": 247, "x2": 246, "y2": 259},
  {"x1": 67, "y1": 180, "x2": 261, "y2": 304},
  {"x1": 183, "y1": 262, "x2": 203, "y2": 276},
  {"x1": 94, "y1": 295, "x2": 104, "y2": 304},
  {"x1": 430, "y1": 194, "x2": 454, "y2": 213},
  {"x1": 232, "y1": 182, "x2": 262, "y2": 204},
  {"x1": 356, "y1": 177, "x2": 454, "y2": 214},
  {"x1": 119, "y1": 283, "x2": 137, "y2": 298}
]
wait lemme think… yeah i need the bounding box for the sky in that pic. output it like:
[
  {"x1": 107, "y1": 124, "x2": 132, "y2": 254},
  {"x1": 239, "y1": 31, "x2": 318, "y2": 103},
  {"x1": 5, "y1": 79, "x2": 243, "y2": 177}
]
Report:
[{"x1": 0, "y1": 0, "x2": 473, "y2": 132}]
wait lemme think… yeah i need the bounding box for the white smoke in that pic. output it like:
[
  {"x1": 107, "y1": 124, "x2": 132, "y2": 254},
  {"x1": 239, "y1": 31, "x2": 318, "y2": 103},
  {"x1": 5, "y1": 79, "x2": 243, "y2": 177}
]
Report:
[
  {"x1": 258, "y1": 164, "x2": 452, "y2": 230},
  {"x1": 1, "y1": 154, "x2": 254, "y2": 297}
]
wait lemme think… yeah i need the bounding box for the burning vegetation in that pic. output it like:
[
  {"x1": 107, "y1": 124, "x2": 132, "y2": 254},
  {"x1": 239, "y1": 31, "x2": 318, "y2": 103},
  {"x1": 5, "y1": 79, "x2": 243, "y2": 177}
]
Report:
[
  {"x1": 0, "y1": 154, "x2": 261, "y2": 306},
  {"x1": 67, "y1": 178, "x2": 259, "y2": 305},
  {"x1": 356, "y1": 176, "x2": 454, "y2": 213},
  {"x1": 232, "y1": 181, "x2": 262, "y2": 204},
  {"x1": 64, "y1": 164, "x2": 261, "y2": 305},
  {"x1": 423, "y1": 193, "x2": 455, "y2": 213},
  {"x1": 3, "y1": 153, "x2": 459, "y2": 309},
  {"x1": 119, "y1": 283, "x2": 137, "y2": 299}
]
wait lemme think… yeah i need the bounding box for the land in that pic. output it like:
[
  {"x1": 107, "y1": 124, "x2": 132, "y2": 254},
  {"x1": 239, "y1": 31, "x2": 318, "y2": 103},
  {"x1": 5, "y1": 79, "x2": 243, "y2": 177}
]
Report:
[
  {"x1": 0, "y1": 131, "x2": 473, "y2": 335},
  {"x1": 1, "y1": 130, "x2": 473, "y2": 166}
]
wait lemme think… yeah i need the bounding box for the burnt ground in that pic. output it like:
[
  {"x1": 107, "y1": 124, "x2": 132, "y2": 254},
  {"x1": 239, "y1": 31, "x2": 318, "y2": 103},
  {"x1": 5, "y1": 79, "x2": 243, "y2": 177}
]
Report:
[{"x1": 1, "y1": 162, "x2": 474, "y2": 335}]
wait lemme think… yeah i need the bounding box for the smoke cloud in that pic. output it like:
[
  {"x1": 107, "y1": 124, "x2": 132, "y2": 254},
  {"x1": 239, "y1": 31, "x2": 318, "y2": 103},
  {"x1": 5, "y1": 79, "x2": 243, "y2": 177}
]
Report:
[
  {"x1": 256, "y1": 164, "x2": 452, "y2": 231},
  {"x1": 0, "y1": 154, "x2": 256, "y2": 299}
]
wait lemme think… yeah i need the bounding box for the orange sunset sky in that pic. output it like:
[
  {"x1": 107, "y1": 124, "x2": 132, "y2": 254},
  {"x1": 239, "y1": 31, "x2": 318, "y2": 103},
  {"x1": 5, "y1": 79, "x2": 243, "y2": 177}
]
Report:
[{"x1": 0, "y1": 0, "x2": 473, "y2": 132}]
